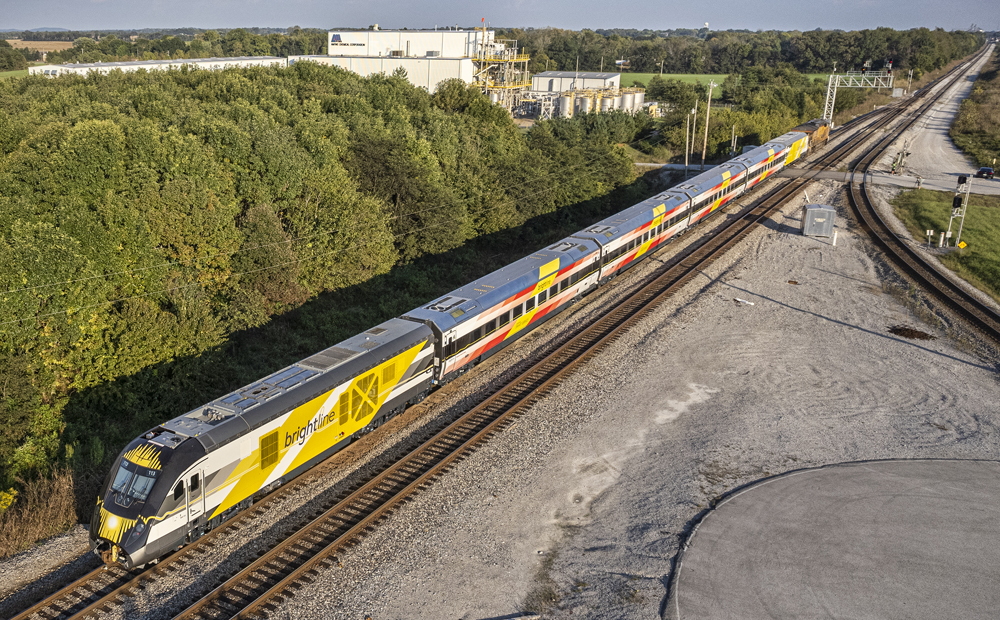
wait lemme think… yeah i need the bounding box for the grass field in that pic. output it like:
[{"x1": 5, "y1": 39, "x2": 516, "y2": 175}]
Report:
[
  {"x1": 892, "y1": 189, "x2": 1000, "y2": 303},
  {"x1": 5, "y1": 39, "x2": 74, "y2": 52},
  {"x1": 0, "y1": 69, "x2": 29, "y2": 80},
  {"x1": 619, "y1": 72, "x2": 830, "y2": 87}
]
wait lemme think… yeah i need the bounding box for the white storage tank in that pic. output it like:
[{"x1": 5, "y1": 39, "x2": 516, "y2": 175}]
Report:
[
  {"x1": 601, "y1": 96, "x2": 614, "y2": 112},
  {"x1": 578, "y1": 96, "x2": 593, "y2": 114},
  {"x1": 612, "y1": 95, "x2": 622, "y2": 110},
  {"x1": 634, "y1": 91, "x2": 645, "y2": 110},
  {"x1": 489, "y1": 92, "x2": 500, "y2": 104},
  {"x1": 559, "y1": 95, "x2": 574, "y2": 117},
  {"x1": 622, "y1": 92, "x2": 634, "y2": 113}
]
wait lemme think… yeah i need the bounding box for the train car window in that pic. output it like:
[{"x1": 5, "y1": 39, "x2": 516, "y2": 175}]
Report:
[
  {"x1": 513, "y1": 304, "x2": 524, "y2": 319},
  {"x1": 190, "y1": 474, "x2": 199, "y2": 493},
  {"x1": 526, "y1": 296, "x2": 536, "y2": 311},
  {"x1": 457, "y1": 333, "x2": 471, "y2": 351},
  {"x1": 499, "y1": 311, "x2": 511, "y2": 327},
  {"x1": 174, "y1": 481, "x2": 184, "y2": 501},
  {"x1": 472, "y1": 326, "x2": 483, "y2": 342},
  {"x1": 486, "y1": 318, "x2": 497, "y2": 334},
  {"x1": 539, "y1": 289, "x2": 548, "y2": 303}
]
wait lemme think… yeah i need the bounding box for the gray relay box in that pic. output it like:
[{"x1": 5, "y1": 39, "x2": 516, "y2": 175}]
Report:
[{"x1": 801, "y1": 204, "x2": 836, "y2": 237}]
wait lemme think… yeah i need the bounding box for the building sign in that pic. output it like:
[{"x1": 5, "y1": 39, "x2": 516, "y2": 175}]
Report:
[{"x1": 329, "y1": 34, "x2": 364, "y2": 48}]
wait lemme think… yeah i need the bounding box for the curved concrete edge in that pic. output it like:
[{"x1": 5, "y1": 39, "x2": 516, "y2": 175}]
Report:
[{"x1": 660, "y1": 457, "x2": 1000, "y2": 620}]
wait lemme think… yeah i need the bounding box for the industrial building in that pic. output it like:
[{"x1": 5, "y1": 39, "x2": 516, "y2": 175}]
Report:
[
  {"x1": 530, "y1": 71, "x2": 620, "y2": 92},
  {"x1": 288, "y1": 54, "x2": 475, "y2": 92},
  {"x1": 29, "y1": 56, "x2": 287, "y2": 77},
  {"x1": 292, "y1": 27, "x2": 530, "y2": 112}
]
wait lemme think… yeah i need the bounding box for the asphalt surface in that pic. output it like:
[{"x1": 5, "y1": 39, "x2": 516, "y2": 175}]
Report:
[{"x1": 668, "y1": 460, "x2": 1000, "y2": 620}]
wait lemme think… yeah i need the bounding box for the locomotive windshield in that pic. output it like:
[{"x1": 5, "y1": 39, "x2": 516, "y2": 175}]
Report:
[{"x1": 109, "y1": 458, "x2": 159, "y2": 503}]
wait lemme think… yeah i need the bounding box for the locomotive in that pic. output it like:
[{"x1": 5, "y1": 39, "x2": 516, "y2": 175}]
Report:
[{"x1": 92, "y1": 123, "x2": 825, "y2": 568}]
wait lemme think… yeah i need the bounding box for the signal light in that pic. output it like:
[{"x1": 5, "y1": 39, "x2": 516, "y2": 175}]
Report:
[
  {"x1": 958, "y1": 175, "x2": 968, "y2": 186},
  {"x1": 953, "y1": 195, "x2": 963, "y2": 210}
]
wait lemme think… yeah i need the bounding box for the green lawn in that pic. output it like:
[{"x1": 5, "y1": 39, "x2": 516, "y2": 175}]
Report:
[
  {"x1": 0, "y1": 69, "x2": 29, "y2": 80},
  {"x1": 892, "y1": 188, "x2": 1000, "y2": 303},
  {"x1": 619, "y1": 72, "x2": 830, "y2": 87}
]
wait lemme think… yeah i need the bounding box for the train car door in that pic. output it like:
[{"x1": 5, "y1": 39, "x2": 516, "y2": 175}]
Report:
[{"x1": 185, "y1": 469, "x2": 205, "y2": 536}]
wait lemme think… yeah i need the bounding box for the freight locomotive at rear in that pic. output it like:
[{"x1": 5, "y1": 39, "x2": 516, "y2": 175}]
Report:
[{"x1": 92, "y1": 123, "x2": 825, "y2": 568}]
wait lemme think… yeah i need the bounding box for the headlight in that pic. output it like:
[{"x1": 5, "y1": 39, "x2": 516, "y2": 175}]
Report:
[{"x1": 135, "y1": 521, "x2": 145, "y2": 533}]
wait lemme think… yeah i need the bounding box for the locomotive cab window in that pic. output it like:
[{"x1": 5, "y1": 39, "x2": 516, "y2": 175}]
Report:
[
  {"x1": 174, "y1": 481, "x2": 184, "y2": 501},
  {"x1": 109, "y1": 458, "x2": 158, "y2": 502},
  {"x1": 127, "y1": 471, "x2": 157, "y2": 502},
  {"x1": 190, "y1": 473, "x2": 199, "y2": 493}
]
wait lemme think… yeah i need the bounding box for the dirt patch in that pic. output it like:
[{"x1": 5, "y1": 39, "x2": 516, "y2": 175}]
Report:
[{"x1": 888, "y1": 324, "x2": 937, "y2": 340}]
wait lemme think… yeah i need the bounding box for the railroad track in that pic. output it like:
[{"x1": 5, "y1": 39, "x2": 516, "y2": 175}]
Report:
[
  {"x1": 6, "y1": 49, "x2": 986, "y2": 620},
  {"x1": 847, "y1": 46, "x2": 1000, "y2": 344}
]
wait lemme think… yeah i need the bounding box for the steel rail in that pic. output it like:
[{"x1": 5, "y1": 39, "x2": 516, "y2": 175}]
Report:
[{"x1": 847, "y1": 46, "x2": 1000, "y2": 343}]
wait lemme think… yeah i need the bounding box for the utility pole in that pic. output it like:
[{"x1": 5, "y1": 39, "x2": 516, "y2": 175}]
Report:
[
  {"x1": 907, "y1": 69, "x2": 913, "y2": 93},
  {"x1": 701, "y1": 81, "x2": 717, "y2": 171},
  {"x1": 690, "y1": 97, "x2": 699, "y2": 158},
  {"x1": 685, "y1": 109, "x2": 693, "y2": 179},
  {"x1": 730, "y1": 124, "x2": 736, "y2": 157}
]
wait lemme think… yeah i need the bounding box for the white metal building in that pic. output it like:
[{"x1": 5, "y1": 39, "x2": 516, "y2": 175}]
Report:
[
  {"x1": 29, "y1": 56, "x2": 287, "y2": 77},
  {"x1": 326, "y1": 29, "x2": 492, "y2": 59},
  {"x1": 530, "y1": 71, "x2": 620, "y2": 92},
  {"x1": 289, "y1": 55, "x2": 474, "y2": 92}
]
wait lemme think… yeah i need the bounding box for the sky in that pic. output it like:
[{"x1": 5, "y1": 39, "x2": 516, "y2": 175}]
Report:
[{"x1": 0, "y1": 0, "x2": 997, "y2": 33}]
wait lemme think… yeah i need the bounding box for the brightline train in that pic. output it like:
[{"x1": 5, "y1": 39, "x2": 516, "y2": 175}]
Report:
[{"x1": 92, "y1": 120, "x2": 829, "y2": 568}]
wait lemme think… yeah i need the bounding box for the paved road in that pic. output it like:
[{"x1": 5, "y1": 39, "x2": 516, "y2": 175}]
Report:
[
  {"x1": 667, "y1": 460, "x2": 1000, "y2": 619},
  {"x1": 894, "y1": 45, "x2": 997, "y2": 190}
]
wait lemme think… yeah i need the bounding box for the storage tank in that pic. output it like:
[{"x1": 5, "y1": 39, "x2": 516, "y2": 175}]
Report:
[
  {"x1": 612, "y1": 95, "x2": 622, "y2": 110},
  {"x1": 489, "y1": 92, "x2": 500, "y2": 104},
  {"x1": 559, "y1": 96, "x2": 574, "y2": 118},
  {"x1": 578, "y1": 96, "x2": 593, "y2": 114},
  {"x1": 634, "y1": 91, "x2": 645, "y2": 110},
  {"x1": 622, "y1": 92, "x2": 634, "y2": 113},
  {"x1": 600, "y1": 96, "x2": 614, "y2": 112}
]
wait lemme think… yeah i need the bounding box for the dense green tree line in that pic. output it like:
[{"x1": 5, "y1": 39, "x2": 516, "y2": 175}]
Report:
[
  {"x1": 0, "y1": 64, "x2": 640, "y2": 499},
  {"x1": 501, "y1": 27, "x2": 982, "y2": 77},
  {"x1": 39, "y1": 28, "x2": 327, "y2": 64}
]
